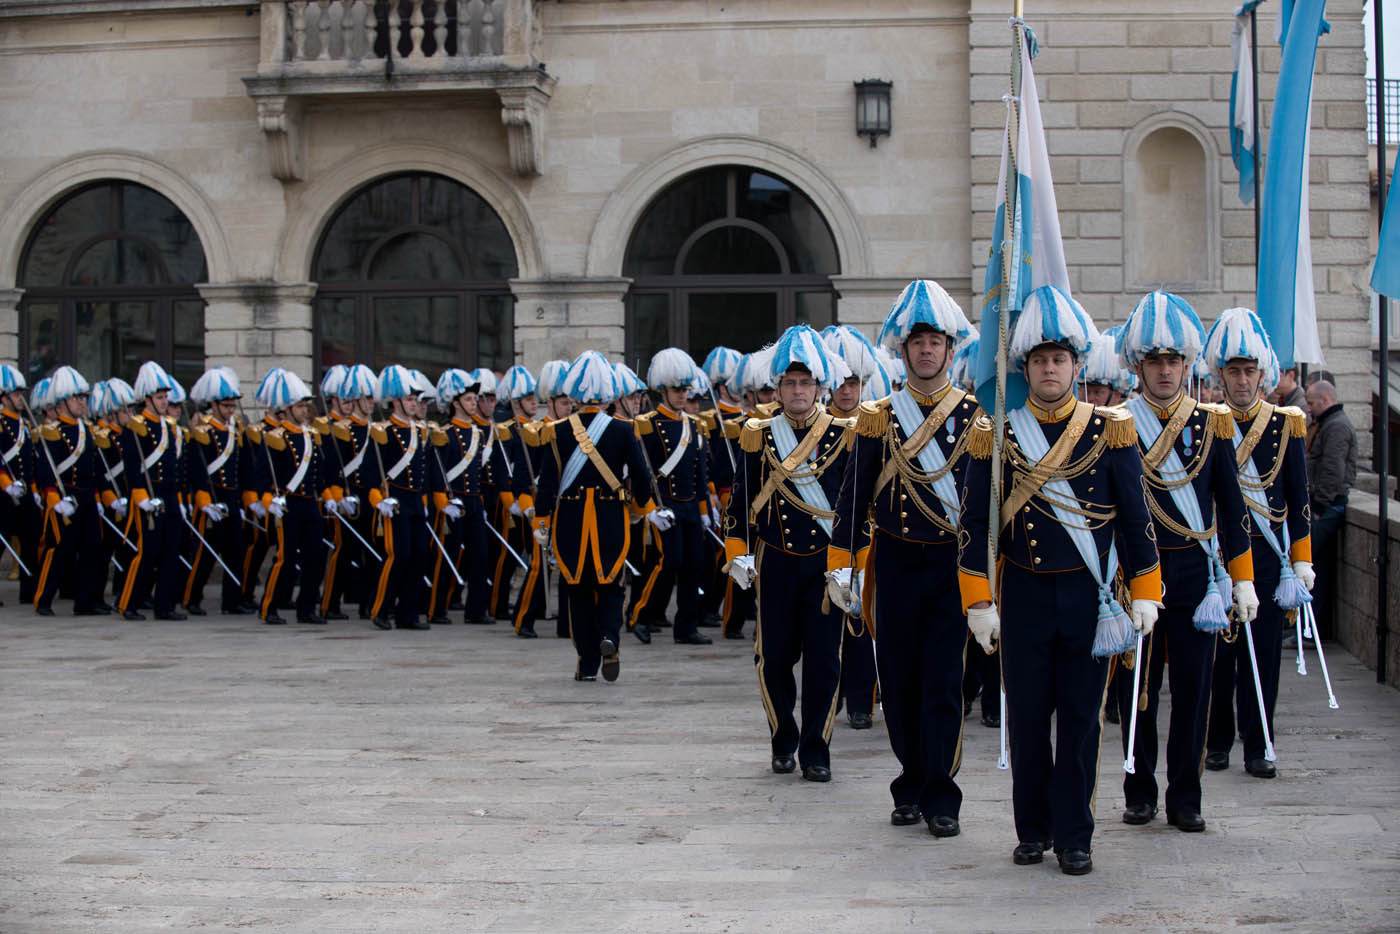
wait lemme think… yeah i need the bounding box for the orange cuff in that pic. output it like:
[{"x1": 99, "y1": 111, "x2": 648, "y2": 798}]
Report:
[
  {"x1": 194, "y1": 490, "x2": 212, "y2": 510},
  {"x1": 131, "y1": 488, "x2": 150, "y2": 507},
  {"x1": 725, "y1": 537, "x2": 747, "y2": 563},
  {"x1": 368, "y1": 488, "x2": 383, "y2": 508},
  {"x1": 518, "y1": 493, "x2": 535, "y2": 513},
  {"x1": 242, "y1": 490, "x2": 257, "y2": 508},
  {"x1": 433, "y1": 492, "x2": 448, "y2": 511},
  {"x1": 958, "y1": 569, "x2": 993, "y2": 613},
  {"x1": 1289, "y1": 535, "x2": 1311, "y2": 563},
  {"x1": 1226, "y1": 549, "x2": 1254, "y2": 583},
  {"x1": 826, "y1": 546, "x2": 871, "y2": 573},
  {"x1": 499, "y1": 492, "x2": 515, "y2": 509},
  {"x1": 1129, "y1": 565, "x2": 1164, "y2": 603},
  {"x1": 44, "y1": 489, "x2": 59, "y2": 508},
  {"x1": 101, "y1": 490, "x2": 117, "y2": 508},
  {"x1": 327, "y1": 484, "x2": 344, "y2": 501}
]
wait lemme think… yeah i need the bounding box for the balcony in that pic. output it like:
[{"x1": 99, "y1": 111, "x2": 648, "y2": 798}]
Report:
[{"x1": 243, "y1": 0, "x2": 555, "y2": 179}]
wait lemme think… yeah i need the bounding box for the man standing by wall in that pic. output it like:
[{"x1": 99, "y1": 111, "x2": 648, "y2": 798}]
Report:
[{"x1": 1304, "y1": 379, "x2": 1356, "y2": 639}]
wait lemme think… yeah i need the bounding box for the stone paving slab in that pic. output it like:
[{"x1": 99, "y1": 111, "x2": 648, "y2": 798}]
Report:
[{"x1": 1, "y1": 585, "x2": 1398, "y2": 932}]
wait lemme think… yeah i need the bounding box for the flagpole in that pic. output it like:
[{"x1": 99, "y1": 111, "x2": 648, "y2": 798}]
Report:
[
  {"x1": 1250, "y1": 6, "x2": 1262, "y2": 266},
  {"x1": 989, "y1": 1, "x2": 1024, "y2": 612},
  {"x1": 1373, "y1": 0, "x2": 1391, "y2": 685}
]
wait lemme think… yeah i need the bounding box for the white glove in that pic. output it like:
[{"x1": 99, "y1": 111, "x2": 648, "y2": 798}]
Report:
[
  {"x1": 1232, "y1": 579, "x2": 1260, "y2": 623},
  {"x1": 340, "y1": 494, "x2": 360, "y2": 518},
  {"x1": 533, "y1": 525, "x2": 551, "y2": 546},
  {"x1": 5, "y1": 481, "x2": 23, "y2": 502},
  {"x1": 248, "y1": 500, "x2": 267, "y2": 519},
  {"x1": 509, "y1": 501, "x2": 524, "y2": 517},
  {"x1": 1130, "y1": 599, "x2": 1161, "y2": 636},
  {"x1": 1292, "y1": 560, "x2": 1316, "y2": 591},
  {"x1": 202, "y1": 503, "x2": 226, "y2": 524},
  {"x1": 701, "y1": 512, "x2": 714, "y2": 530},
  {"x1": 53, "y1": 495, "x2": 77, "y2": 517},
  {"x1": 31, "y1": 491, "x2": 41, "y2": 508},
  {"x1": 110, "y1": 496, "x2": 128, "y2": 518},
  {"x1": 825, "y1": 567, "x2": 856, "y2": 614},
  {"x1": 377, "y1": 496, "x2": 399, "y2": 517},
  {"x1": 138, "y1": 496, "x2": 163, "y2": 514},
  {"x1": 727, "y1": 554, "x2": 756, "y2": 590},
  {"x1": 525, "y1": 505, "x2": 535, "y2": 520},
  {"x1": 179, "y1": 503, "x2": 190, "y2": 520},
  {"x1": 444, "y1": 502, "x2": 464, "y2": 520},
  {"x1": 646, "y1": 508, "x2": 675, "y2": 531},
  {"x1": 967, "y1": 604, "x2": 1000, "y2": 653},
  {"x1": 267, "y1": 496, "x2": 287, "y2": 519},
  {"x1": 324, "y1": 498, "x2": 340, "y2": 516}
]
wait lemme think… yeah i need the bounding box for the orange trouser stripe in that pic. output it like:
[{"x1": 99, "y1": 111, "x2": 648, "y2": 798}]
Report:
[
  {"x1": 117, "y1": 510, "x2": 144, "y2": 614},
  {"x1": 370, "y1": 517, "x2": 395, "y2": 620},
  {"x1": 260, "y1": 520, "x2": 287, "y2": 619}
]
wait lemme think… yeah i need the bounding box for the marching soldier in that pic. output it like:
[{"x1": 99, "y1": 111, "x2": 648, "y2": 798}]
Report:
[
  {"x1": 630, "y1": 348, "x2": 713, "y2": 645},
  {"x1": 183, "y1": 368, "x2": 251, "y2": 616},
  {"x1": 685, "y1": 367, "x2": 726, "y2": 630},
  {"x1": 826, "y1": 280, "x2": 980, "y2": 836},
  {"x1": 33, "y1": 367, "x2": 112, "y2": 616},
  {"x1": 1114, "y1": 291, "x2": 1257, "y2": 834},
  {"x1": 240, "y1": 373, "x2": 287, "y2": 609},
  {"x1": 364, "y1": 365, "x2": 432, "y2": 631},
  {"x1": 541, "y1": 360, "x2": 576, "y2": 638},
  {"x1": 315, "y1": 365, "x2": 351, "y2": 620},
  {"x1": 1204, "y1": 307, "x2": 1313, "y2": 779},
  {"x1": 725, "y1": 326, "x2": 856, "y2": 782},
  {"x1": 958, "y1": 284, "x2": 1161, "y2": 876},
  {"x1": 426, "y1": 368, "x2": 489, "y2": 627},
  {"x1": 531, "y1": 351, "x2": 653, "y2": 681},
  {"x1": 0, "y1": 364, "x2": 40, "y2": 605},
  {"x1": 118, "y1": 362, "x2": 190, "y2": 621},
  {"x1": 88, "y1": 379, "x2": 136, "y2": 608},
  {"x1": 502, "y1": 364, "x2": 547, "y2": 637},
  {"x1": 323, "y1": 364, "x2": 375, "y2": 620},
  {"x1": 256, "y1": 369, "x2": 335, "y2": 625},
  {"x1": 469, "y1": 369, "x2": 529, "y2": 622},
  {"x1": 699, "y1": 348, "x2": 752, "y2": 641}
]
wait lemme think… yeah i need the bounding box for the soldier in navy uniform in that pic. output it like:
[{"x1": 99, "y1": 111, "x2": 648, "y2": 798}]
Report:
[
  {"x1": 364, "y1": 365, "x2": 431, "y2": 631},
  {"x1": 499, "y1": 365, "x2": 547, "y2": 637},
  {"x1": 1204, "y1": 307, "x2": 1314, "y2": 780},
  {"x1": 725, "y1": 326, "x2": 856, "y2": 782},
  {"x1": 959, "y1": 285, "x2": 1162, "y2": 876},
  {"x1": 183, "y1": 368, "x2": 251, "y2": 616},
  {"x1": 697, "y1": 348, "x2": 751, "y2": 641},
  {"x1": 1114, "y1": 292, "x2": 1257, "y2": 834},
  {"x1": 427, "y1": 368, "x2": 489, "y2": 626},
  {"x1": 313, "y1": 365, "x2": 353, "y2": 622},
  {"x1": 256, "y1": 369, "x2": 335, "y2": 625},
  {"x1": 32, "y1": 367, "x2": 110, "y2": 615},
  {"x1": 532, "y1": 351, "x2": 654, "y2": 681},
  {"x1": 630, "y1": 348, "x2": 713, "y2": 645},
  {"x1": 118, "y1": 361, "x2": 190, "y2": 621},
  {"x1": 240, "y1": 373, "x2": 287, "y2": 610},
  {"x1": 827, "y1": 282, "x2": 981, "y2": 835},
  {"x1": 0, "y1": 364, "x2": 40, "y2": 605},
  {"x1": 322, "y1": 364, "x2": 375, "y2": 619},
  {"x1": 88, "y1": 378, "x2": 137, "y2": 609}
]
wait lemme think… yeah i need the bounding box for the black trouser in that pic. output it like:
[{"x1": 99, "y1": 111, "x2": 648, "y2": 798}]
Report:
[
  {"x1": 872, "y1": 534, "x2": 966, "y2": 819},
  {"x1": 118, "y1": 497, "x2": 186, "y2": 616},
  {"x1": 639, "y1": 506, "x2": 704, "y2": 639},
  {"x1": 184, "y1": 491, "x2": 244, "y2": 612},
  {"x1": 429, "y1": 496, "x2": 489, "y2": 622},
  {"x1": 489, "y1": 502, "x2": 529, "y2": 620},
  {"x1": 35, "y1": 494, "x2": 104, "y2": 612},
  {"x1": 262, "y1": 498, "x2": 328, "y2": 619},
  {"x1": 512, "y1": 533, "x2": 548, "y2": 633},
  {"x1": 1, "y1": 493, "x2": 41, "y2": 604},
  {"x1": 241, "y1": 515, "x2": 273, "y2": 605},
  {"x1": 322, "y1": 507, "x2": 362, "y2": 616},
  {"x1": 370, "y1": 494, "x2": 428, "y2": 628},
  {"x1": 556, "y1": 574, "x2": 570, "y2": 637},
  {"x1": 962, "y1": 634, "x2": 1001, "y2": 719},
  {"x1": 1208, "y1": 544, "x2": 1284, "y2": 763},
  {"x1": 754, "y1": 543, "x2": 843, "y2": 769},
  {"x1": 1001, "y1": 562, "x2": 1111, "y2": 854},
  {"x1": 841, "y1": 619, "x2": 877, "y2": 718},
  {"x1": 1119, "y1": 547, "x2": 1217, "y2": 816},
  {"x1": 568, "y1": 566, "x2": 626, "y2": 677}
]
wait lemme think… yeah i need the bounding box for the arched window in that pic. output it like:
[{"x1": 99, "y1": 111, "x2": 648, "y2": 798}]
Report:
[
  {"x1": 18, "y1": 182, "x2": 208, "y2": 388},
  {"x1": 623, "y1": 166, "x2": 840, "y2": 366},
  {"x1": 1126, "y1": 126, "x2": 1212, "y2": 290},
  {"x1": 313, "y1": 172, "x2": 518, "y2": 378}
]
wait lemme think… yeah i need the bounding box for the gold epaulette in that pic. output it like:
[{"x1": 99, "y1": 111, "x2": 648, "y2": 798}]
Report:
[
  {"x1": 39, "y1": 423, "x2": 60, "y2": 442},
  {"x1": 1097, "y1": 406, "x2": 1137, "y2": 449},
  {"x1": 93, "y1": 427, "x2": 113, "y2": 449},
  {"x1": 244, "y1": 424, "x2": 262, "y2": 444},
  {"x1": 430, "y1": 427, "x2": 449, "y2": 446},
  {"x1": 723, "y1": 419, "x2": 742, "y2": 440},
  {"x1": 330, "y1": 421, "x2": 351, "y2": 442},
  {"x1": 1277, "y1": 405, "x2": 1308, "y2": 439},
  {"x1": 264, "y1": 428, "x2": 287, "y2": 452},
  {"x1": 698, "y1": 411, "x2": 720, "y2": 432},
  {"x1": 164, "y1": 415, "x2": 180, "y2": 430},
  {"x1": 967, "y1": 415, "x2": 994, "y2": 459},
  {"x1": 190, "y1": 426, "x2": 212, "y2": 445},
  {"x1": 534, "y1": 420, "x2": 556, "y2": 446},
  {"x1": 634, "y1": 411, "x2": 657, "y2": 436},
  {"x1": 128, "y1": 417, "x2": 149, "y2": 438},
  {"x1": 1197, "y1": 402, "x2": 1235, "y2": 440},
  {"x1": 494, "y1": 423, "x2": 512, "y2": 442},
  {"x1": 832, "y1": 415, "x2": 859, "y2": 451},
  {"x1": 311, "y1": 416, "x2": 331, "y2": 435},
  {"x1": 520, "y1": 420, "x2": 546, "y2": 448},
  {"x1": 756, "y1": 400, "x2": 782, "y2": 418},
  {"x1": 738, "y1": 417, "x2": 771, "y2": 454},
  {"x1": 369, "y1": 422, "x2": 389, "y2": 445},
  {"x1": 855, "y1": 398, "x2": 890, "y2": 439}
]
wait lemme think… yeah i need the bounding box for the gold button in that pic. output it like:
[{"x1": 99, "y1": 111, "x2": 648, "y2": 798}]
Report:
[
  {"x1": 1092, "y1": 434, "x2": 1100, "y2": 440},
  {"x1": 1024, "y1": 506, "x2": 1030, "y2": 513},
  {"x1": 902, "y1": 526, "x2": 910, "y2": 533},
  {"x1": 784, "y1": 528, "x2": 790, "y2": 534},
  {"x1": 810, "y1": 529, "x2": 817, "y2": 535},
  {"x1": 1033, "y1": 557, "x2": 1041, "y2": 564},
  {"x1": 1090, "y1": 469, "x2": 1096, "y2": 475},
  {"x1": 1026, "y1": 522, "x2": 1034, "y2": 530},
  {"x1": 900, "y1": 511, "x2": 908, "y2": 518},
  {"x1": 1088, "y1": 486, "x2": 1094, "y2": 492},
  {"x1": 1030, "y1": 539, "x2": 1038, "y2": 546}
]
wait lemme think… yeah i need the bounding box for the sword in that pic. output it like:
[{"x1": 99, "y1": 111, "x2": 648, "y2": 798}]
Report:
[
  {"x1": 178, "y1": 507, "x2": 242, "y2": 587},
  {"x1": 0, "y1": 528, "x2": 31, "y2": 577},
  {"x1": 703, "y1": 522, "x2": 726, "y2": 549},
  {"x1": 334, "y1": 510, "x2": 383, "y2": 563},
  {"x1": 98, "y1": 508, "x2": 139, "y2": 554},
  {"x1": 424, "y1": 517, "x2": 465, "y2": 587},
  {"x1": 1240, "y1": 617, "x2": 1277, "y2": 762},
  {"x1": 1302, "y1": 602, "x2": 1340, "y2": 710},
  {"x1": 997, "y1": 688, "x2": 1009, "y2": 771},
  {"x1": 625, "y1": 559, "x2": 640, "y2": 577},
  {"x1": 1122, "y1": 632, "x2": 1145, "y2": 774},
  {"x1": 484, "y1": 517, "x2": 529, "y2": 571},
  {"x1": 19, "y1": 398, "x2": 72, "y2": 528}
]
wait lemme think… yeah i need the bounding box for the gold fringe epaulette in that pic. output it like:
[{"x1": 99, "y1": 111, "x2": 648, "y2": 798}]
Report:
[
  {"x1": 128, "y1": 417, "x2": 149, "y2": 438},
  {"x1": 535, "y1": 420, "x2": 557, "y2": 446},
  {"x1": 698, "y1": 411, "x2": 719, "y2": 432},
  {"x1": 368, "y1": 421, "x2": 389, "y2": 445},
  {"x1": 493, "y1": 423, "x2": 512, "y2": 442},
  {"x1": 264, "y1": 428, "x2": 287, "y2": 452},
  {"x1": 755, "y1": 400, "x2": 782, "y2": 418},
  {"x1": 634, "y1": 411, "x2": 656, "y2": 437},
  {"x1": 1197, "y1": 402, "x2": 1234, "y2": 440},
  {"x1": 723, "y1": 419, "x2": 742, "y2": 440},
  {"x1": 1277, "y1": 405, "x2": 1308, "y2": 439},
  {"x1": 38, "y1": 422, "x2": 61, "y2": 442},
  {"x1": 243, "y1": 423, "x2": 260, "y2": 444},
  {"x1": 739, "y1": 417, "x2": 770, "y2": 454},
  {"x1": 1097, "y1": 406, "x2": 1137, "y2": 449},
  {"x1": 855, "y1": 399, "x2": 890, "y2": 439},
  {"x1": 831, "y1": 415, "x2": 859, "y2": 451},
  {"x1": 312, "y1": 415, "x2": 331, "y2": 434},
  {"x1": 190, "y1": 426, "x2": 212, "y2": 445},
  {"x1": 967, "y1": 415, "x2": 994, "y2": 460},
  {"x1": 330, "y1": 421, "x2": 352, "y2": 442},
  {"x1": 430, "y1": 427, "x2": 449, "y2": 447},
  {"x1": 93, "y1": 427, "x2": 113, "y2": 449}
]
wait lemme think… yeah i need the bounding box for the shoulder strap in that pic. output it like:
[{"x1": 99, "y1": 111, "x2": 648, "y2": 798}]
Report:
[{"x1": 999, "y1": 402, "x2": 1096, "y2": 530}]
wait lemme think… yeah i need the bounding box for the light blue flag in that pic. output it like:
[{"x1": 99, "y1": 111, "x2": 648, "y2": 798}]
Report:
[
  {"x1": 1373, "y1": 183, "x2": 1400, "y2": 299},
  {"x1": 1256, "y1": 0, "x2": 1328, "y2": 369},
  {"x1": 974, "y1": 22, "x2": 1072, "y2": 414},
  {"x1": 1230, "y1": 2, "x2": 1265, "y2": 204}
]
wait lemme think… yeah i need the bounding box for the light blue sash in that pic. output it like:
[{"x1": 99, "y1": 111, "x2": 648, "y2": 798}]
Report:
[
  {"x1": 889, "y1": 388, "x2": 961, "y2": 528},
  {"x1": 769, "y1": 414, "x2": 833, "y2": 538},
  {"x1": 560, "y1": 413, "x2": 612, "y2": 495},
  {"x1": 1232, "y1": 416, "x2": 1310, "y2": 610}
]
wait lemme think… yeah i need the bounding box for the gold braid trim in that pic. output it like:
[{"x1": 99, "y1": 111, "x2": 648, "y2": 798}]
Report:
[
  {"x1": 1099, "y1": 406, "x2": 1137, "y2": 449},
  {"x1": 968, "y1": 415, "x2": 994, "y2": 460},
  {"x1": 739, "y1": 417, "x2": 769, "y2": 454},
  {"x1": 855, "y1": 399, "x2": 890, "y2": 439},
  {"x1": 1278, "y1": 405, "x2": 1308, "y2": 439}
]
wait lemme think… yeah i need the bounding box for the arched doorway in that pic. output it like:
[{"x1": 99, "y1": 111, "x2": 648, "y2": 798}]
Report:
[
  {"x1": 18, "y1": 181, "x2": 208, "y2": 388},
  {"x1": 623, "y1": 165, "x2": 840, "y2": 365},
  {"x1": 313, "y1": 172, "x2": 518, "y2": 378}
]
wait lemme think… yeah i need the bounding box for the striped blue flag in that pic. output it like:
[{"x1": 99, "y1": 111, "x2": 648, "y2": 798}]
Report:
[
  {"x1": 1373, "y1": 183, "x2": 1400, "y2": 299},
  {"x1": 1230, "y1": 2, "x2": 1264, "y2": 203}
]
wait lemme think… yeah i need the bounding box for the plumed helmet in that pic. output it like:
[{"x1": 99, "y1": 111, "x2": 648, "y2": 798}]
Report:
[
  {"x1": 499, "y1": 364, "x2": 538, "y2": 401},
  {"x1": 339, "y1": 364, "x2": 377, "y2": 402},
  {"x1": 536, "y1": 360, "x2": 571, "y2": 401},
  {"x1": 47, "y1": 365, "x2": 90, "y2": 403},
  {"x1": 612, "y1": 361, "x2": 647, "y2": 397},
  {"x1": 563, "y1": 350, "x2": 620, "y2": 404},
  {"x1": 471, "y1": 367, "x2": 499, "y2": 396},
  {"x1": 1118, "y1": 290, "x2": 1206, "y2": 367},
  {"x1": 260, "y1": 369, "x2": 313, "y2": 410},
  {"x1": 375, "y1": 364, "x2": 415, "y2": 403},
  {"x1": 647, "y1": 348, "x2": 700, "y2": 390},
  {"x1": 877, "y1": 279, "x2": 975, "y2": 353},
  {"x1": 133, "y1": 361, "x2": 178, "y2": 399},
  {"x1": 821, "y1": 325, "x2": 882, "y2": 382},
  {"x1": 701, "y1": 346, "x2": 742, "y2": 386},
  {"x1": 436, "y1": 368, "x2": 474, "y2": 406},
  {"x1": 1009, "y1": 284, "x2": 1099, "y2": 364},
  {"x1": 0, "y1": 363, "x2": 26, "y2": 393},
  {"x1": 190, "y1": 367, "x2": 242, "y2": 403},
  {"x1": 770, "y1": 324, "x2": 837, "y2": 388},
  {"x1": 30, "y1": 377, "x2": 52, "y2": 410},
  {"x1": 1203, "y1": 306, "x2": 1281, "y2": 393},
  {"x1": 320, "y1": 364, "x2": 348, "y2": 400}
]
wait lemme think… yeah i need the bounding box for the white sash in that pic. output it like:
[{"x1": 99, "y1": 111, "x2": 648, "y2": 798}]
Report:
[
  {"x1": 1127, "y1": 397, "x2": 1215, "y2": 562},
  {"x1": 1232, "y1": 420, "x2": 1289, "y2": 563},
  {"x1": 53, "y1": 419, "x2": 86, "y2": 478},
  {"x1": 142, "y1": 418, "x2": 169, "y2": 472},
  {"x1": 2, "y1": 422, "x2": 26, "y2": 465},
  {"x1": 106, "y1": 460, "x2": 124, "y2": 483},
  {"x1": 205, "y1": 425, "x2": 236, "y2": 476},
  {"x1": 889, "y1": 388, "x2": 961, "y2": 528},
  {"x1": 285, "y1": 431, "x2": 313, "y2": 492},
  {"x1": 385, "y1": 422, "x2": 418, "y2": 481},
  {"x1": 560, "y1": 413, "x2": 612, "y2": 494},
  {"x1": 341, "y1": 427, "x2": 369, "y2": 480},
  {"x1": 769, "y1": 415, "x2": 833, "y2": 537},
  {"x1": 656, "y1": 414, "x2": 692, "y2": 477},
  {"x1": 445, "y1": 426, "x2": 480, "y2": 484}
]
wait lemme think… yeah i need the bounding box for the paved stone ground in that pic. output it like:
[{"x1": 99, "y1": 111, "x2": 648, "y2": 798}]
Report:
[{"x1": 1, "y1": 584, "x2": 1398, "y2": 932}]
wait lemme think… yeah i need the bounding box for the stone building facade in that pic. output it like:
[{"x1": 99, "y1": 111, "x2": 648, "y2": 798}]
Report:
[{"x1": 0, "y1": 0, "x2": 1376, "y2": 449}]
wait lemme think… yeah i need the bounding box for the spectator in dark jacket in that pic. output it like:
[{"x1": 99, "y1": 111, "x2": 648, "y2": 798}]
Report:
[
  {"x1": 1274, "y1": 367, "x2": 1306, "y2": 411},
  {"x1": 1304, "y1": 380, "x2": 1356, "y2": 636}
]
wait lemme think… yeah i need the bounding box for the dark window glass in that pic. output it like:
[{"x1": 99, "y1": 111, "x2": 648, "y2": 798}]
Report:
[
  {"x1": 681, "y1": 226, "x2": 784, "y2": 276},
  {"x1": 476, "y1": 294, "x2": 513, "y2": 373},
  {"x1": 796, "y1": 291, "x2": 836, "y2": 331},
  {"x1": 23, "y1": 302, "x2": 60, "y2": 385},
  {"x1": 317, "y1": 297, "x2": 357, "y2": 369},
  {"x1": 627, "y1": 293, "x2": 670, "y2": 370},
  {"x1": 623, "y1": 170, "x2": 730, "y2": 278},
  {"x1": 687, "y1": 293, "x2": 779, "y2": 366}
]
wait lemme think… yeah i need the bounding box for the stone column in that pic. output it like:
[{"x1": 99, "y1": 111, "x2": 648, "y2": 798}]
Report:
[
  {"x1": 0, "y1": 288, "x2": 22, "y2": 363},
  {"x1": 509, "y1": 277, "x2": 632, "y2": 368},
  {"x1": 198, "y1": 282, "x2": 318, "y2": 390}
]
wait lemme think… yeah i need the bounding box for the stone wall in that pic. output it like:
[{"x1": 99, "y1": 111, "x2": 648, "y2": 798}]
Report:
[{"x1": 1337, "y1": 489, "x2": 1400, "y2": 687}]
